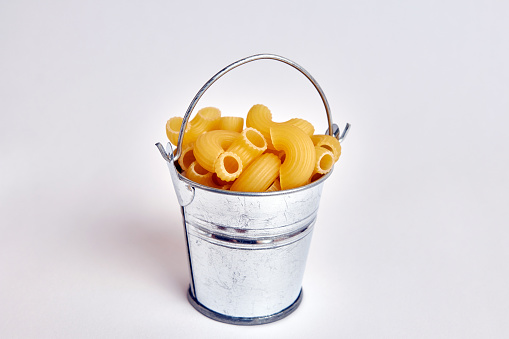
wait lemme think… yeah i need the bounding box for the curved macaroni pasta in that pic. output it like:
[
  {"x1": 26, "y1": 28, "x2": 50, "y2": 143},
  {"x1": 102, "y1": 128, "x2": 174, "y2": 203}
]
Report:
[
  {"x1": 164, "y1": 104, "x2": 341, "y2": 191},
  {"x1": 226, "y1": 127, "x2": 267, "y2": 168},
  {"x1": 270, "y1": 124, "x2": 316, "y2": 190},
  {"x1": 166, "y1": 117, "x2": 192, "y2": 146},
  {"x1": 214, "y1": 151, "x2": 243, "y2": 182},
  {"x1": 265, "y1": 178, "x2": 281, "y2": 192},
  {"x1": 184, "y1": 107, "x2": 222, "y2": 144},
  {"x1": 185, "y1": 161, "x2": 218, "y2": 188},
  {"x1": 178, "y1": 142, "x2": 196, "y2": 171},
  {"x1": 285, "y1": 118, "x2": 315, "y2": 136},
  {"x1": 311, "y1": 134, "x2": 341, "y2": 162},
  {"x1": 230, "y1": 153, "x2": 281, "y2": 192},
  {"x1": 194, "y1": 130, "x2": 240, "y2": 172},
  {"x1": 313, "y1": 146, "x2": 334, "y2": 175},
  {"x1": 219, "y1": 116, "x2": 244, "y2": 133},
  {"x1": 246, "y1": 104, "x2": 315, "y2": 149}
]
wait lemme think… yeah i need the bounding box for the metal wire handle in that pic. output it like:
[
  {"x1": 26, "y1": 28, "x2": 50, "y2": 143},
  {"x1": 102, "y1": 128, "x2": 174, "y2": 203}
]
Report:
[{"x1": 175, "y1": 53, "x2": 349, "y2": 160}]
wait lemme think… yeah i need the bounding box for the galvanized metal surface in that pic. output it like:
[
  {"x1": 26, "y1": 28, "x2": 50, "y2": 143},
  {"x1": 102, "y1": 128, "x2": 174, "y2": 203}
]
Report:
[
  {"x1": 182, "y1": 181, "x2": 323, "y2": 318},
  {"x1": 156, "y1": 53, "x2": 349, "y2": 324}
]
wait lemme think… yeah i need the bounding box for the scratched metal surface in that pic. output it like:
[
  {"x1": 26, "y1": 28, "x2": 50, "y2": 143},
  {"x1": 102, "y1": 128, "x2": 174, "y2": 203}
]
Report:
[{"x1": 183, "y1": 183, "x2": 323, "y2": 318}]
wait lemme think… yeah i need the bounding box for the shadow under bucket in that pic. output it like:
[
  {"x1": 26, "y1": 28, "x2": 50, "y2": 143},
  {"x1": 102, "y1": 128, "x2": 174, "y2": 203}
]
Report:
[{"x1": 156, "y1": 54, "x2": 350, "y2": 325}]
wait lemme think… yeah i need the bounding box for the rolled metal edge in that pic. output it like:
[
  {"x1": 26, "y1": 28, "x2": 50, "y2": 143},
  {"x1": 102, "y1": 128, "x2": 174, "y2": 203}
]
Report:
[{"x1": 187, "y1": 286, "x2": 303, "y2": 326}]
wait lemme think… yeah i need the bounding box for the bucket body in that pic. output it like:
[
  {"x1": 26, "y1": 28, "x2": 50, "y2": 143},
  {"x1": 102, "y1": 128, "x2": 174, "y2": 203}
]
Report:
[
  {"x1": 156, "y1": 54, "x2": 350, "y2": 325},
  {"x1": 181, "y1": 175, "x2": 325, "y2": 322}
]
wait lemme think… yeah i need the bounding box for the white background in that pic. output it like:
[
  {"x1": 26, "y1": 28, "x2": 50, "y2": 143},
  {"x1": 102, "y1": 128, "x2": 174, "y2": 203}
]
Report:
[{"x1": 1, "y1": 1, "x2": 508, "y2": 338}]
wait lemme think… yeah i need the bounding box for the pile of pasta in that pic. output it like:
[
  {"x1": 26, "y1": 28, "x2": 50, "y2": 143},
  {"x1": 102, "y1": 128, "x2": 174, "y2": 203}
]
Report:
[{"x1": 165, "y1": 104, "x2": 341, "y2": 192}]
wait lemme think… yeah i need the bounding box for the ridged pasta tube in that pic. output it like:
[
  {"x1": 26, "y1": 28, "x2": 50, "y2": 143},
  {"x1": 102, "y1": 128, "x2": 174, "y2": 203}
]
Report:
[
  {"x1": 178, "y1": 142, "x2": 196, "y2": 171},
  {"x1": 266, "y1": 178, "x2": 281, "y2": 192},
  {"x1": 271, "y1": 124, "x2": 316, "y2": 190},
  {"x1": 311, "y1": 134, "x2": 341, "y2": 162},
  {"x1": 225, "y1": 127, "x2": 267, "y2": 169},
  {"x1": 194, "y1": 130, "x2": 240, "y2": 172},
  {"x1": 230, "y1": 153, "x2": 281, "y2": 192},
  {"x1": 214, "y1": 151, "x2": 243, "y2": 182},
  {"x1": 166, "y1": 117, "x2": 192, "y2": 146},
  {"x1": 219, "y1": 116, "x2": 244, "y2": 133},
  {"x1": 313, "y1": 146, "x2": 334, "y2": 175},
  {"x1": 246, "y1": 104, "x2": 315, "y2": 149},
  {"x1": 185, "y1": 161, "x2": 218, "y2": 188},
  {"x1": 184, "y1": 107, "x2": 222, "y2": 144}
]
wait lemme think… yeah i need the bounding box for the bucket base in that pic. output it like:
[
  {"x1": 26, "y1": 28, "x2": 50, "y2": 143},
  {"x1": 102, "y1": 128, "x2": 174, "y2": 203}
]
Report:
[{"x1": 187, "y1": 286, "x2": 303, "y2": 326}]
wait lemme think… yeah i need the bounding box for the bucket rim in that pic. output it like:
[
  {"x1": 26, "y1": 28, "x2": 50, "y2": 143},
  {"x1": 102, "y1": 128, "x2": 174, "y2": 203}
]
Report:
[{"x1": 176, "y1": 164, "x2": 334, "y2": 196}]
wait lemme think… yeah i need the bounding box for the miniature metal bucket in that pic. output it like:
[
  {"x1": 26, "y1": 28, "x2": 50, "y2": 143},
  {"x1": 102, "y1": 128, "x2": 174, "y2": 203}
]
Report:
[{"x1": 156, "y1": 54, "x2": 350, "y2": 325}]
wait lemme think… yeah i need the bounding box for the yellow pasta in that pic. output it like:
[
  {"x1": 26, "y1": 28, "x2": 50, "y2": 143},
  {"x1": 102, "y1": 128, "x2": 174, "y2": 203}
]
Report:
[
  {"x1": 219, "y1": 116, "x2": 244, "y2": 133},
  {"x1": 212, "y1": 172, "x2": 231, "y2": 187},
  {"x1": 194, "y1": 130, "x2": 240, "y2": 172},
  {"x1": 311, "y1": 134, "x2": 341, "y2": 162},
  {"x1": 214, "y1": 151, "x2": 243, "y2": 182},
  {"x1": 166, "y1": 117, "x2": 192, "y2": 146},
  {"x1": 165, "y1": 104, "x2": 341, "y2": 192},
  {"x1": 265, "y1": 178, "x2": 281, "y2": 192},
  {"x1": 313, "y1": 146, "x2": 334, "y2": 175},
  {"x1": 226, "y1": 127, "x2": 267, "y2": 168},
  {"x1": 185, "y1": 161, "x2": 218, "y2": 188},
  {"x1": 285, "y1": 118, "x2": 315, "y2": 136},
  {"x1": 246, "y1": 104, "x2": 315, "y2": 149},
  {"x1": 310, "y1": 172, "x2": 324, "y2": 183},
  {"x1": 184, "y1": 107, "x2": 222, "y2": 144},
  {"x1": 230, "y1": 153, "x2": 281, "y2": 192},
  {"x1": 178, "y1": 142, "x2": 196, "y2": 171},
  {"x1": 271, "y1": 124, "x2": 316, "y2": 190}
]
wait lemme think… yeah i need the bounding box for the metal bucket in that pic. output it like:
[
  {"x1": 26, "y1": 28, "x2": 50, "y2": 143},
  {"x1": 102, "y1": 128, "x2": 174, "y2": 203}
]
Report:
[{"x1": 156, "y1": 54, "x2": 350, "y2": 325}]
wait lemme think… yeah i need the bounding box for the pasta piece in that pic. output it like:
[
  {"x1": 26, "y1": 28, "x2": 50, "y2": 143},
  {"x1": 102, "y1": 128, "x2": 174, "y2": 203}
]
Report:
[
  {"x1": 214, "y1": 151, "x2": 243, "y2": 182},
  {"x1": 178, "y1": 142, "x2": 196, "y2": 172},
  {"x1": 264, "y1": 148, "x2": 286, "y2": 163},
  {"x1": 313, "y1": 146, "x2": 334, "y2": 175},
  {"x1": 246, "y1": 104, "x2": 273, "y2": 145},
  {"x1": 310, "y1": 172, "x2": 324, "y2": 183},
  {"x1": 212, "y1": 172, "x2": 231, "y2": 187},
  {"x1": 226, "y1": 127, "x2": 267, "y2": 168},
  {"x1": 166, "y1": 117, "x2": 192, "y2": 146},
  {"x1": 271, "y1": 124, "x2": 316, "y2": 190},
  {"x1": 219, "y1": 116, "x2": 244, "y2": 133},
  {"x1": 184, "y1": 107, "x2": 222, "y2": 144},
  {"x1": 230, "y1": 153, "x2": 281, "y2": 192},
  {"x1": 185, "y1": 161, "x2": 218, "y2": 188},
  {"x1": 194, "y1": 130, "x2": 240, "y2": 172},
  {"x1": 311, "y1": 134, "x2": 341, "y2": 162},
  {"x1": 246, "y1": 104, "x2": 315, "y2": 149},
  {"x1": 265, "y1": 178, "x2": 281, "y2": 192},
  {"x1": 286, "y1": 118, "x2": 315, "y2": 136}
]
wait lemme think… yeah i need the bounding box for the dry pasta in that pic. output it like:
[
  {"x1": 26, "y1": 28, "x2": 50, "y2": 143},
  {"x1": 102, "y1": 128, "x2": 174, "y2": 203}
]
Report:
[
  {"x1": 225, "y1": 127, "x2": 267, "y2": 168},
  {"x1": 265, "y1": 178, "x2": 281, "y2": 192},
  {"x1": 219, "y1": 116, "x2": 244, "y2": 133},
  {"x1": 194, "y1": 130, "x2": 240, "y2": 172},
  {"x1": 164, "y1": 103, "x2": 342, "y2": 191},
  {"x1": 246, "y1": 104, "x2": 315, "y2": 149},
  {"x1": 230, "y1": 153, "x2": 281, "y2": 192},
  {"x1": 166, "y1": 117, "x2": 192, "y2": 146},
  {"x1": 313, "y1": 146, "x2": 334, "y2": 175},
  {"x1": 270, "y1": 124, "x2": 316, "y2": 190},
  {"x1": 185, "y1": 161, "x2": 218, "y2": 188},
  {"x1": 178, "y1": 142, "x2": 196, "y2": 171},
  {"x1": 183, "y1": 107, "x2": 222, "y2": 145},
  {"x1": 310, "y1": 134, "x2": 341, "y2": 162},
  {"x1": 214, "y1": 151, "x2": 243, "y2": 182}
]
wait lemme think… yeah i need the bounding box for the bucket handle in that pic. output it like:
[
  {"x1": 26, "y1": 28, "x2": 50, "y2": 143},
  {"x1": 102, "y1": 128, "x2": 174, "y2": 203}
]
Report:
[
  {"x1": 156, "y1": 54, "x2": 350, "y2": 206},
  {"x1": 172, "y1": 53, "x2": 350, "y2": 161}
]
